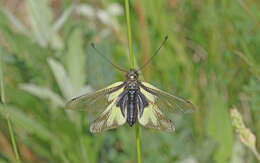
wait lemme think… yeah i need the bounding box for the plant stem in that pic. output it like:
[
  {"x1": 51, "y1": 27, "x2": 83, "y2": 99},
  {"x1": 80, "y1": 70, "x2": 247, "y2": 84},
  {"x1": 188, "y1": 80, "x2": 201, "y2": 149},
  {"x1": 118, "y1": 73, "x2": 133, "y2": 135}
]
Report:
[
  {"x1": 124, "y1": 0, "x2": 142, "y2": 163},
  {"x1": 0, "y1": 48, "x2": 21, "y2": 163},
  {"x1": 251, "y1": 147, "x2": 260, "y2": 162},
  {"x1": 125, "y1": 0, "x2": 134, "y2": 69},
  {"x1": 135, "y1": 124, "x2": 141, "y2": 163}
]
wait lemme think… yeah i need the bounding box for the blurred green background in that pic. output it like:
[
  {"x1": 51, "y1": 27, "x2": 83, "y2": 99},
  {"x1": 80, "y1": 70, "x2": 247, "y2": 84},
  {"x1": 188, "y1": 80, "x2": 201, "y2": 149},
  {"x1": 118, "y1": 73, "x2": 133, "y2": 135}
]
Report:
[{"x1": 0, "y1": 0, "x2": 260, "y2": 162}]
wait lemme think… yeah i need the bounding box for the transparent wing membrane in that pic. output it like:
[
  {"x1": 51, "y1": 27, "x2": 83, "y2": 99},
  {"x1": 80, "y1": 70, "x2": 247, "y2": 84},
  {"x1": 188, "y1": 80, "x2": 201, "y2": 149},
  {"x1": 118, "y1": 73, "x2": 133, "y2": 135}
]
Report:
[
  {"x1": 90, "y1": 99, "x2": 127, "y2": 133},
  {"x1": 138, "y1": 99, "x2": 175, "y2": 132},
  {"x1": 140, "y1": 82, "x2": 196, "y2": 115},
  {"x1": 65, "y1": 80, "x2": 195, "y2": 133},
  {"x1": 66, "y1": 82, "x2": 125, "y2": 114},
  {"x1": 66, "y1": 82, "x2": 127, "y2": 133}
]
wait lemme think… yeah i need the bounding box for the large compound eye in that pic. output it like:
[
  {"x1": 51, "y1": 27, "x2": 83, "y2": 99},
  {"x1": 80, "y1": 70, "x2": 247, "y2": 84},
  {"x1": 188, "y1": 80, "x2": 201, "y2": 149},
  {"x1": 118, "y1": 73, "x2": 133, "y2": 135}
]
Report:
[{"x1": 134, "y1": 72, "x2": 138, "y2": 78}]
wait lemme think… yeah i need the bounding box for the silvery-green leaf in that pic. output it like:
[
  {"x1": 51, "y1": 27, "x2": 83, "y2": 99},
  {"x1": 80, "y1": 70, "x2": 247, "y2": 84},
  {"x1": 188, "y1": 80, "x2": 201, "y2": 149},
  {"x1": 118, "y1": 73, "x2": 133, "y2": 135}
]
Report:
[
  {"x1": 65, "y1": 28, "x2": 86, "y2": 92},
  {"x1": 26, "y1": 0, "x2": 52, "y2": 47},
  {"x1": 0, "y1": 8, "x2": 30, "y2": 36},
  {"x1": 107, "y1": 3, "x2": 123, "y2": 16},
  {"x1": 49, "y1": 6, "x2": 75, "y2": 49},
  {"x1": 19, "y1": 84, "x2": 65, "y2": 107},
  {"x1": 50, "y1": 35, "x2": 64, "y2": 49},
  {"x1": 177, "y1": 157, "x2": 197, "y2": 163},
  {"x1": 52, "y1": 6, "x2": 75, "y2": 33},
  {"x1": 47, "y1": 58, "x2": 74, "y2": 99},
  {"x1": 75, "y1": 4, "x2": 95, "y2": 18}
]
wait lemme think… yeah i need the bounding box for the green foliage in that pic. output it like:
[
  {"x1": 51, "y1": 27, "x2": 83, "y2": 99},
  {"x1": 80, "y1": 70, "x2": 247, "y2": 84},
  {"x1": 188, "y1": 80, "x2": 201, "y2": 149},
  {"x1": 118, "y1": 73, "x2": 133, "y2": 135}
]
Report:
[
  {"x1": 65, "y1": 28, "x2": 86, "y2": 92},
  {"x1": 0, "y1": 0, "x2": 260, "y2": 162},
  {"x1": 207, "y1": 93, "x2": 233, "y2": 163}
]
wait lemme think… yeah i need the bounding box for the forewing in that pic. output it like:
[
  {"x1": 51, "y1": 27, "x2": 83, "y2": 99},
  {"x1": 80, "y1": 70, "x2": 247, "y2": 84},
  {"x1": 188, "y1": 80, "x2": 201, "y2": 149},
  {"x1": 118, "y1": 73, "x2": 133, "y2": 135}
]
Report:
[
  {"x1": 66, "y1": 82, "x2": 125, "y2": 115},
  {"x1": 90, "y1": 99, "x2": 127, "y2": 133},
  {"x1": 140, "y1": 82, "x2": 195, "y2": 114}
]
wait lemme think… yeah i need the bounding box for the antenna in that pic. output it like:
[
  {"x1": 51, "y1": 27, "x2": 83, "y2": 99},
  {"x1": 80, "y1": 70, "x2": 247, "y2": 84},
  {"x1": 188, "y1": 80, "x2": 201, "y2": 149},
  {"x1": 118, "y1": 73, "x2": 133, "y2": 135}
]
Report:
[
  {"x1": 138, "y1": 35, "x2": 168, "y2": 71},
  {"x1": 91, "y1": 43, "x2": 128, "y2": 72}
]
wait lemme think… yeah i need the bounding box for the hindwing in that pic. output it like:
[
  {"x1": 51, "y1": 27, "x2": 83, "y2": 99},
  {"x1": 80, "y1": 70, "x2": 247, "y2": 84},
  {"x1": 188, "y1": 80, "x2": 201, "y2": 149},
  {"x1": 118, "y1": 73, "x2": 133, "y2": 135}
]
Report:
[
  {"x1": 138, "y1": 85, "x2": 175, "y2": 132},
  {"x1": 137, "y1": 82, "x2": 195, "y2": 132}
]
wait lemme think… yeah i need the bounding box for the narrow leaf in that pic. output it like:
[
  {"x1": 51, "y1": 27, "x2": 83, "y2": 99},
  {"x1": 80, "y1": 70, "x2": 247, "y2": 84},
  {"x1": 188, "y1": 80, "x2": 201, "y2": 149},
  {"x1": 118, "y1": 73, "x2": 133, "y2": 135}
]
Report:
[
  {"x1": 52, "y1": 6, "x2": 75, "y2": 33},
  {"x1": 26, "y1": 0, "x2": 52, "y2": 47},
  {"x1": 207, "y1": 94, "x2": 233, "y2": 163},
  {"x1": 47, "y1": 58, "x2": 74, "y2": 99},
  {"x1": 66, "y1": 28, "x2": 86, "y2": 91},
  {"x1": 0, "y1": 8, "x2": 30, "y2": 36},
  {"x1": 19, "y1": 83, "x2": 65, "y2": 107}
]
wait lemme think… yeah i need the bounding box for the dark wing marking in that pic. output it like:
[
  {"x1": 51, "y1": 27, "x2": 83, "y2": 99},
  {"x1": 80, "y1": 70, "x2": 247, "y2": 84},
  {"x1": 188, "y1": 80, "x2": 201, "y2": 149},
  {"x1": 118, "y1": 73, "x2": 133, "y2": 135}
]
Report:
[
  {"x1": 66, "y1": 82, "x2": 125, "y2": 114},
  {"x1": 140, "y1": 82, "x2": 196, "y2": 114}
]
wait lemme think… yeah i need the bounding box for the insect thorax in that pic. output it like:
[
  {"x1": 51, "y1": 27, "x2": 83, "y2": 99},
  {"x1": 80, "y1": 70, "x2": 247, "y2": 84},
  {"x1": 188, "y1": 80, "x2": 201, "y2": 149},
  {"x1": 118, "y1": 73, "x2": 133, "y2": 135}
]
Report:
[{"x1": 126, "y1": 80, "x2": 139, "y2": 90}]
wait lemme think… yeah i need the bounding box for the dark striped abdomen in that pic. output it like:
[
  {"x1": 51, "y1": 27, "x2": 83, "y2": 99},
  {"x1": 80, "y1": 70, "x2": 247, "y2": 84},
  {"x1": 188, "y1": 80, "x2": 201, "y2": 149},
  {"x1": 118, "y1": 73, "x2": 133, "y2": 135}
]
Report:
[{"x1": 127, "y1": 91, "x2": 137, "y2": 127}]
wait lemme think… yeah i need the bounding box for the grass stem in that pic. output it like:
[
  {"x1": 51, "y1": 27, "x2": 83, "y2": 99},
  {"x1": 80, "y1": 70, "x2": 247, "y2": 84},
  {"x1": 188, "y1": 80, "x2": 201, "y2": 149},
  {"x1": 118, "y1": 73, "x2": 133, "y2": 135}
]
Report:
[
  {"x1": 124, "y1": 0, "x2": 142, "y2": 162},
  {"x1": 135, "y1": 125, "x2": 141, "y2": 163},
  {"x1": 125, "y1": 0, "x2": 134, "y2": 69},
  {"x1": 0, "y1": 48, "x2": 21, "y2": 163}
]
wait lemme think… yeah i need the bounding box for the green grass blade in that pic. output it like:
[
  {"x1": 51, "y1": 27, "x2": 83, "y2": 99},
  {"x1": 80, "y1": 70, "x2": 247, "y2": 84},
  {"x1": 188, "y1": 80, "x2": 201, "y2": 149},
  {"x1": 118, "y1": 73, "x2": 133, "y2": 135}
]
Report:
[{"x1": 0, "y1": 47, "x2": 21, "y2": 163}]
